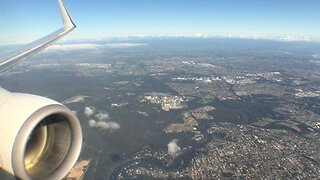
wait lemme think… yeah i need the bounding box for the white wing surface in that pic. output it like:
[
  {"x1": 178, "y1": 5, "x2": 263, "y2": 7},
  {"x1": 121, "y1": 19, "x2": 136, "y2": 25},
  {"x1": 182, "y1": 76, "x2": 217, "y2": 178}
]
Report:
[
  {"x1": 0, "y1": 1, "x2": 82, "y2": 180},
  {"x1": 0, "y1": 0, "x2": 76, "y2": 73}
]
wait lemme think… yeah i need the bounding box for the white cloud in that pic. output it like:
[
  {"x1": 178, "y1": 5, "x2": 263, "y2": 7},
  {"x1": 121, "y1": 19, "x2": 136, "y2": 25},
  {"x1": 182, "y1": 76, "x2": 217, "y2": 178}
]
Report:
[
  {"x1": 85, "y1": 107, "x2": 120, "y2": 131},
  {"x1": 84, "y1": 107, "x2": 95, "y2": 117},
  {"x1": 95, "y1": 111, "x2": 110, "y2": 121},
  {"x1": 88, "y1": 120, "x2": 120, "y2": 130},
  {"x1": 45, "y1": 43, "x2": 148, "y2": 52},
  {"x1": 104, "y1": 43, "x2": 148, "y2": 48},
  {"x1": 88, "y1": 119, "x2": 97, "y2": 127},
  {"x1": 47, "y1": 44, "x2": 103, "y2": 51},
  {"x1": 168, "y1": 139, "x2": 181, "y2": 156},
  {"x1": 98, "y1": 34, "x2": 320, "y2": 42}
]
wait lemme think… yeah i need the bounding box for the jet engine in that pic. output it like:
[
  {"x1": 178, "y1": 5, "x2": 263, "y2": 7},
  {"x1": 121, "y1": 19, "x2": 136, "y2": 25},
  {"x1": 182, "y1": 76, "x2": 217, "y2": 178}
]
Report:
[{"x1": 0, "y1": 88, "x2": 82, "y2": 180}]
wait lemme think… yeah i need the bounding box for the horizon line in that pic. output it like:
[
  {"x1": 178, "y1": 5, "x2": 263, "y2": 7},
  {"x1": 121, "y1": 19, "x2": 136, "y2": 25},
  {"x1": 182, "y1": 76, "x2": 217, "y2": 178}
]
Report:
[{"x1": 1, "y1": 34, "x2": 320, "y2": 45}]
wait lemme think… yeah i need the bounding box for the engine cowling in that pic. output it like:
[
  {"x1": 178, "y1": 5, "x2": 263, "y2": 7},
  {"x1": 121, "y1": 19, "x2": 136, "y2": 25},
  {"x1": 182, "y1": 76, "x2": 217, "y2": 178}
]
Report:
[{"x1": 0, "y1": 88, "x2": 82, "y2": 180}]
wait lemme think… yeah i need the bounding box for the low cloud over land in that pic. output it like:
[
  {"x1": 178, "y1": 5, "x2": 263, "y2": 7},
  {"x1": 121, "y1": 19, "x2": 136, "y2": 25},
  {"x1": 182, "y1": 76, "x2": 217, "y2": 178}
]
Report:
[
  {"x1": 88, "y1": 120, "x2": 120, "y2": 130},
  {"x1": 84, "y1": 107, "x2": 120, "y2": 131},
  {"x1": 168, "y1": 139, "x2": 181, "y2": 156},
  {"x1": 84, "y1": 107, "x2": 95, "y2": 117},
  {"x1": 95, "y1": 111, "x2": 110, "y2": 121}
]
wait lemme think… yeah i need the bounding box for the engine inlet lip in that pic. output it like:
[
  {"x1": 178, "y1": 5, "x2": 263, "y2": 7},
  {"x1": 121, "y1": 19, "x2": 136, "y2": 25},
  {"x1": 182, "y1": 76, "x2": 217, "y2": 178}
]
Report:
[{"x1": 11, "y1": 104, "x2": 82, "y2": 180}]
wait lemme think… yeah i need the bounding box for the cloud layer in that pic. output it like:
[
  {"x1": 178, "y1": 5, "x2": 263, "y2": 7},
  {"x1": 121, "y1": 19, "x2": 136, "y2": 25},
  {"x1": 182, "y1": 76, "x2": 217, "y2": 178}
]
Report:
[
  {"x1": 47, "y1": 44, "x2": 103, "y2": 51},
  {"x1": 104, "y1": 43, "x2": 147, "y2": 48},
  {"x1": 46, "y1": 43, "x2": 148, "y2": 51}
]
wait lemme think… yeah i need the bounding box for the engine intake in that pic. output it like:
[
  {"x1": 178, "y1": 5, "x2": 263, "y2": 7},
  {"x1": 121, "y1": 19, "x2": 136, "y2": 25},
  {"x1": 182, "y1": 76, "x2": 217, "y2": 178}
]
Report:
[{"x1": 0, "y1": 89, "x2": 82, "y2": 180}]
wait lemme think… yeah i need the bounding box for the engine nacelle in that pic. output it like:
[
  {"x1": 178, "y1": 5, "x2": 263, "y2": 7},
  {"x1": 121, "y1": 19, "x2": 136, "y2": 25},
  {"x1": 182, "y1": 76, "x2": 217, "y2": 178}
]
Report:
[{"x1": 0, "y1": 88, "x2": 82, "y2": 180}]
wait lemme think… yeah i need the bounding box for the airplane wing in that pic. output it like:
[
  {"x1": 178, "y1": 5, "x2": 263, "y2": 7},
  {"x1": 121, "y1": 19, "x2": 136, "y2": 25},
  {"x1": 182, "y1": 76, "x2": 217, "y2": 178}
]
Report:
[
  {"x1": 0, "y1": 1, "x2": 82, "y2": 180},
  {"x1": 0, "y1": 0, "x2": 76, "y2": 73}
]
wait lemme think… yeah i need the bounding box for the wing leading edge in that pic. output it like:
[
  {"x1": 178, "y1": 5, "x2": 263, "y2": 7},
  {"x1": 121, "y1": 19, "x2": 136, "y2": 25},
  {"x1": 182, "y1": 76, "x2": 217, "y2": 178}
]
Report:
[{"x1": 0, "y1": 0, "x2": 76, "y2": 73}]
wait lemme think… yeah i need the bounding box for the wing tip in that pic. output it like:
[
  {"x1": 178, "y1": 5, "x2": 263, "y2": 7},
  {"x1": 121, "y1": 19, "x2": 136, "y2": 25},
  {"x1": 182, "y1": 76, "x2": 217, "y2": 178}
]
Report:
[
  {"x1": 58, "y1": 0, "x2": 76, "y2": 30},
  {"x1": 0, "y1": 0, "x2": 76, "y2": 73}
]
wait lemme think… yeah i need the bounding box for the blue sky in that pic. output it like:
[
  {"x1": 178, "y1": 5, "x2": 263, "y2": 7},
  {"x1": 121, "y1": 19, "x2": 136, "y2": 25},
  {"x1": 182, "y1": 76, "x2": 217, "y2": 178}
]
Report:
[{"x1": 0, "y1": 0, "x2": 319, "y2": 43}]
